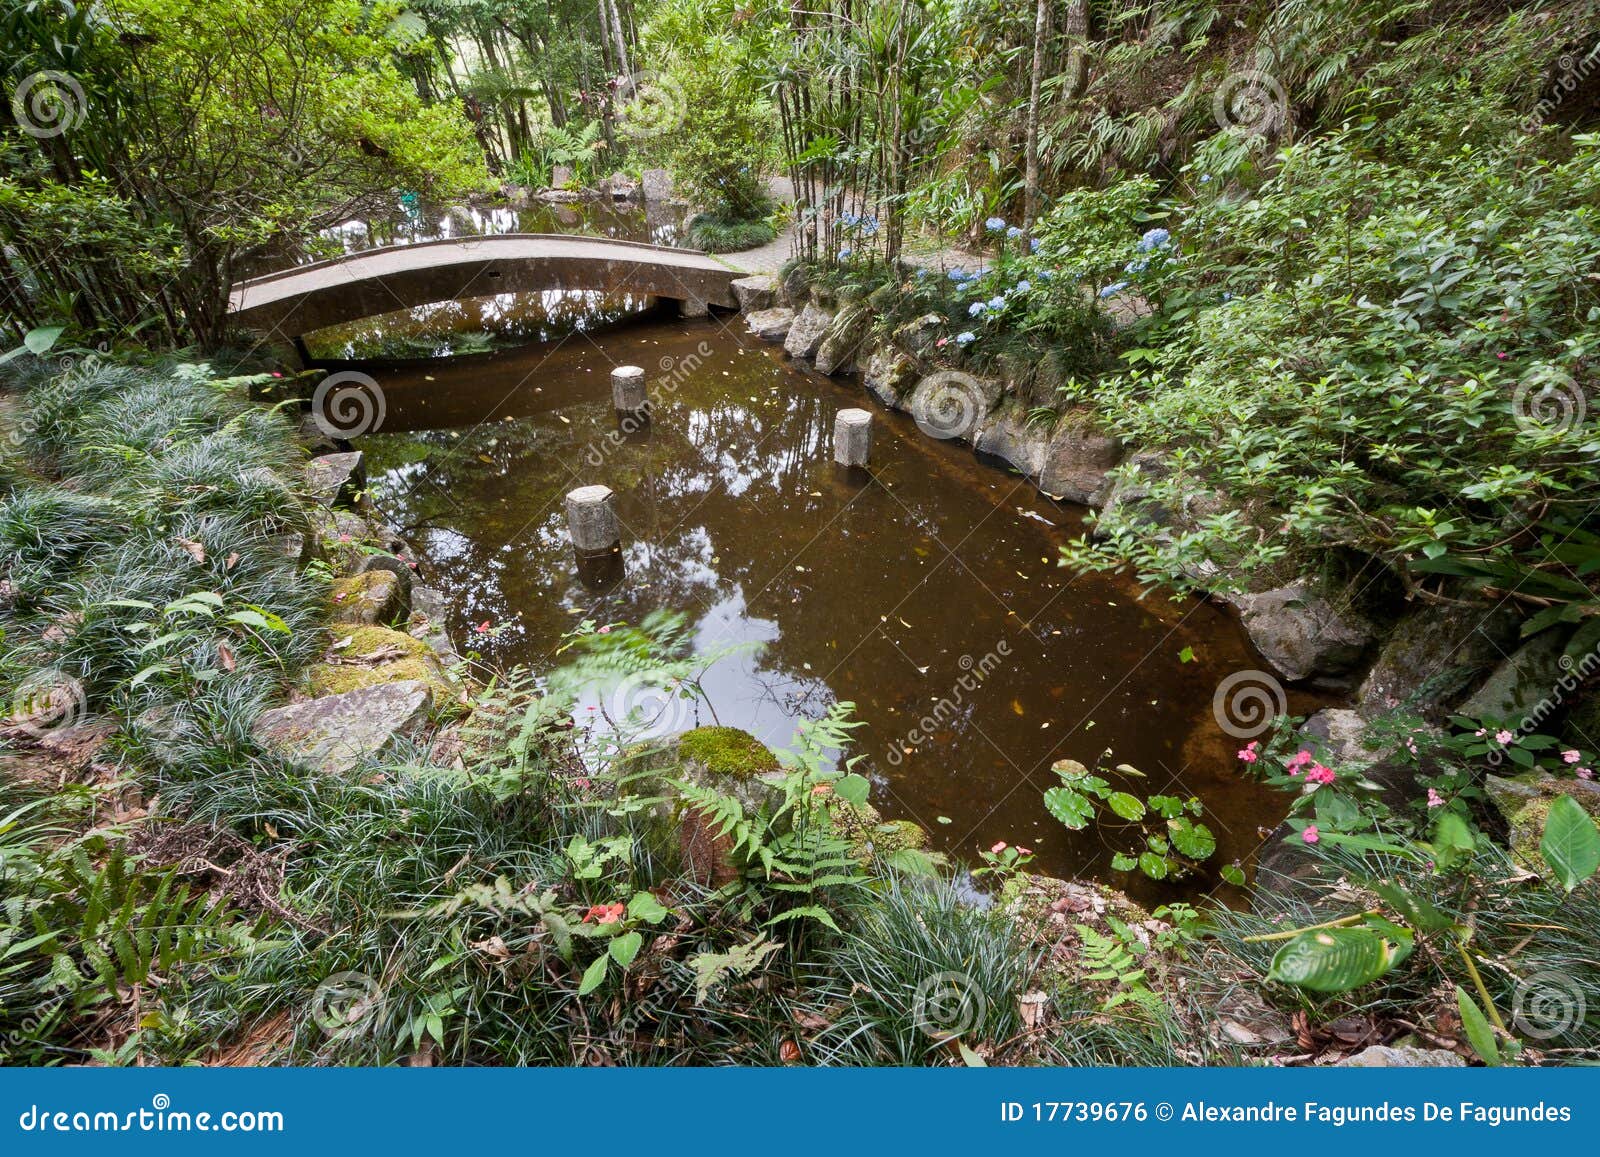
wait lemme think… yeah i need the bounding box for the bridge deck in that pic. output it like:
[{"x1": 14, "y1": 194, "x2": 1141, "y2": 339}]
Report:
[{"x1": 227, "y1": 234, "x2": 739, "y2": 339}]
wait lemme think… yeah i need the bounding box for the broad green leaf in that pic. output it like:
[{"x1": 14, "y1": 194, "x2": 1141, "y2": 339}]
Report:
[
  {"x1": 24, "y1": 325, "x2": 65, "y2": 355},
  {"x1": 1267, "y1": 926, "x2": 1414, "y2": 993},
  {"x1": 578, "y1": 954, "x2": 608, "y2": 996},
  {"x1": 608, "y1": 931, "x2": 642, "y2": 968},
  {"x1": 957, "y1": 1041, "x2": 987, "y2": 1066},
  {"x1": 834, "y1": 773, "x2": 870, "y2": 807},
  {"x1": 1220, "y1": 863, "x2": 1247, "y2": 886},
  {"x1": 1110, "y1": 852, "x2": 1138, "y2": 872},
  {"x1": 1147, "y1": 794, "x2": 1187, "y2": 818},
  {"x1": 1044, "y1": 785, "x2": 1093, "y2": 830},
  {"x1": 626, "y1": 891, "x2": 669, "y2": 924},
  {"x1": 1168, "y1": 818, "x2": 1216, "y2": 860},
  {"x1": 1455, "y1": 985, "x2": 1500, "y2": 1066},
  {"x1": 1106, "y1": 791, "x2": 1146, "y2": 821},
  {"x1": 1539, "y1": 794, "x2": 1600, "y2": 892},
  {"x1": 1430, "y1": 810, "x2": 1478, "y2": 872},
  {"x1": 1137, "y1": 851, "x2": 1168, "y2": 879}
]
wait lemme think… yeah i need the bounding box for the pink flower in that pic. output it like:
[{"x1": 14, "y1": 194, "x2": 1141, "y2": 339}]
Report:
[
  {"x1": 1016, "y1": 847, "x2": 1032, "y2": 856},
  {"x1": 1494, "y1": 729, "x2": 1515, "y2": 745},
  {"x1": 1496, "y1": 352, "x2": 1508, "y2": 360},
  {"x1": 1237, "y1": 746, "x2": 1258, "y2": 763},
  {"x1": 1474, "y1": 728, "x2": 1487, "y2": 738},
  {"x1": 1304, "y1": 763, "x2": 1336, "y2": 786},
  {"x1": 1285, "y1": 750, "x2": 1313, "y2": 773},
  {"x1": 1578, "y1": 767, "x2": 1594, "y2": 780},
  {"x1": 1563, "y1": 749, "x2": 1582, "y2": 764},
  {"x1": 573, "y1": 777, "x2": 591, "y2": 791},
  {"x1": 598, "y1": 625, "x2": 612, "y2": 634},
  {"x1": 1427, "y1": 788, "x2": 1445, "y2": 809},
  {"x1": 475, "y1": 621, "x2": 492, "y2": 633},
  {"x1": 990, "y1": 841, "x2": 1008, "y2": 854},
  {"x1": 1301, "y1": 825, "x2": 1319, "y2": 844}
]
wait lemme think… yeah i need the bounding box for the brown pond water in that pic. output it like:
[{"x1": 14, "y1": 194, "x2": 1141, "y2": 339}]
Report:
[{"x1": 345, "y1": 302, "x2": 1325, "y2": 904}]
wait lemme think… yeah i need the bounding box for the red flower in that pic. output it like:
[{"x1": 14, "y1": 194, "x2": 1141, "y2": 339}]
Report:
[{"x1": 581, "y1": 902, "x2": 625, "y2": 925}]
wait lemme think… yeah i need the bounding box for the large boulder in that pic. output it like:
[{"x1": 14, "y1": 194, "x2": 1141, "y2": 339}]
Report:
[
  {"x1": 304, "y1": 451, "x2": 365, "y2": 509},
  {"x1": 905, "y1": 370, "x2": 1004, "y2": 444},
  {"x1": 731, "y1": 274, "x2": 778, "y2": 313},
  {"x1": 1458, "y1": 626, "x2": 1572, "y2": 726},
  {"x1": 253, "y1": 680, "x2": 432, "y2": 775},
  {"x1": 813, "y1": 303, "x2": 873, "y2": 375},
  {"x1": 1039, "y1": 419, "x2": 1124, "y2": 507},
  {"x1": 973, "y1": 405, "x2": 1051, "y2": 478},
  {"x1": 1356, "y1": 602, "x2": 1521, "y2": 719},
  {"x1": 745, "y1": 307, "x2": 795, "y2": 342},
  {"x1": 1095, "y1": 450, "x2": 1175, "y2": 531},
  {"x1": 862, "y1": 349, "x2": 918, "y2": 410},
  {"x1": 784, "y1": 302, "x2": 835, "y2": 360},
  {"x1": 640, "y1": 168, "x2": 672, "y2": 203},
  {"x1": 408, "y1": 583, "x2": 461, "y2": 667},
  {"x1": 1233, "y1": 582, "x2": 1374, "y2": 683}
]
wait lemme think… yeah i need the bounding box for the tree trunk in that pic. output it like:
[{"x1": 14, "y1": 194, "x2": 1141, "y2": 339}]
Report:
[{"x1": 1022, "y1": 0, "x2": 1051, "y2": 234}]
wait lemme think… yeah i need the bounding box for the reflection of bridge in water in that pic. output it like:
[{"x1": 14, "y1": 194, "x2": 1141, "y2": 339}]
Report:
[{"x1": 226, "y1": 234, "x2": 739, "y2": 342}]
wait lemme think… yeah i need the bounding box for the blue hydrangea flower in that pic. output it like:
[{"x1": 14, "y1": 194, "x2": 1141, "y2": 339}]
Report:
[
  {"x1": 984, "y1": 216, "x2": 1006, "y2": 233},
  {"x1": 1098, "y1": 281, "x2": 1129, "y2": 299},
  {"x1": 1136, "y1": 227, "x2": 1172, "y2": 252},
  {"x1": 1014, "y1": 280, "x2": 1031, "y2": 293},
  {"x1": 948, "y1": 267, "x2": 968, "y2": 282},
  {"x1": 1039, "y1": 269, "x2": 1054, "y2": 281},
  {"x1": 1005, "y1": 225, "x2": 1023, "y2": 240},
  {"x1": 968, "y1": 301, "x2": 986, "y2": 316},
  {"x1": 1029, "y1": 238, "x2": 1042, "y2": 253},
  {"x1": 1124, "y1": 257, "x2": 1149, "y2": 274},
  {"x1": 955, "y1": 331, "x2": 975, "y2": 345},
  {"x1": 988, "y1": 295, "x2": 1006, "y2": 310},
  {"x1": 839, "y1": 248, "x2": 852, "y2": 260}
]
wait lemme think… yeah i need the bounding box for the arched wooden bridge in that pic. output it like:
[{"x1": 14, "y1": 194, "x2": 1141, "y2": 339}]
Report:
[{"x1": 227, "y1": 234, "x2": 739, "y2": 339}]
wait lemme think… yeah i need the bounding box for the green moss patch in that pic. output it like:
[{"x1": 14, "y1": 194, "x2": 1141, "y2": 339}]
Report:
[{"x1": 677, "y1": 726, "x2": 779, "y2": 779}]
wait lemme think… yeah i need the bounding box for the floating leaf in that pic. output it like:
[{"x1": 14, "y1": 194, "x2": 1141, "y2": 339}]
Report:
[
  {"x1": 1168, "y1": 818, "x2": 1216, "y2": 860},
  {"x1": 1044, "y1": 785, "x2": 1093, "y2": 830},
  {"x1": 1106, "y1": 791, "x2": 1146, "y2": 821},
  {"x1": 1138, "y1": 851, "x2": 1168, "y2": 879}
]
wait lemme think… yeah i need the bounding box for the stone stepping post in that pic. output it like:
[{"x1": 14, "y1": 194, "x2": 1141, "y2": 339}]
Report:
[
  {"x1": 565, "y1": 484, "x2": 621, "y2": 557},
  {"x1": 611, "y1": 365, "x2": 648, "y2": 415},
  {"x1": 834, "y1": 408, "x2": 873, "y2": 467}
]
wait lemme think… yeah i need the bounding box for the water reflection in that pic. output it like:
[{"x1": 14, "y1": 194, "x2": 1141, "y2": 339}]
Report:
[{"x1": 358, "y1": 314, "x2": 1319, "y2": 901}]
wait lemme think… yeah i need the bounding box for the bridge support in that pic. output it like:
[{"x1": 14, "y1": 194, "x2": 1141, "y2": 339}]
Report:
[
  {"x1": 565, "y1": 484, "x2": 622, "y2": 557},
  {"x1": 611, "y1": 365, "x2": 648, "y2": 415}
]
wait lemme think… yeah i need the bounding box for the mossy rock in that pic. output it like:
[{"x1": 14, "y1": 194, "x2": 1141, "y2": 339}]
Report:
[
  {"x1": 1485, "y1": 772, "x2": 1600, "y2": 868},
  {"x1": 329, "y1": 570, "x2": 405, "y2": 626},
  {"x1": 824, "y1": 798, "x2": 931, "y2": 865},
  {"x1": 308, "y1": 624, "x2": 461, "y2": 710},
  {"x1": 677, "y1": 726, "x2": 781, "y2": 779}
]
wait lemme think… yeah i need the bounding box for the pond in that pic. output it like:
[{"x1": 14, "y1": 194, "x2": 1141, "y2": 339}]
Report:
[{"x1": 343, "y1": 299, "x2": 1322, "y2": 904}]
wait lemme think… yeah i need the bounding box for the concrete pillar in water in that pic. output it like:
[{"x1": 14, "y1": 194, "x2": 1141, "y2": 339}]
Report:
[
  {"x1": 678, "y1": 296, "x2": 709, "y2": 319},
  {"x1": 834, "y1": 408, "x2": 873, "y2": 467},
  {"x1": 565, "y1": 485, "x2": 621, "y2": 556},
  {"x1": 611, "y1": 365, "x2": 648, "y2": 414}
]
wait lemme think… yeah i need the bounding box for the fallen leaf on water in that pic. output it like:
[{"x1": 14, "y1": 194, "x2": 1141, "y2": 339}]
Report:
[{"x1": 1011, "y1": 700, "x2": 1025, "y2": 716}]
